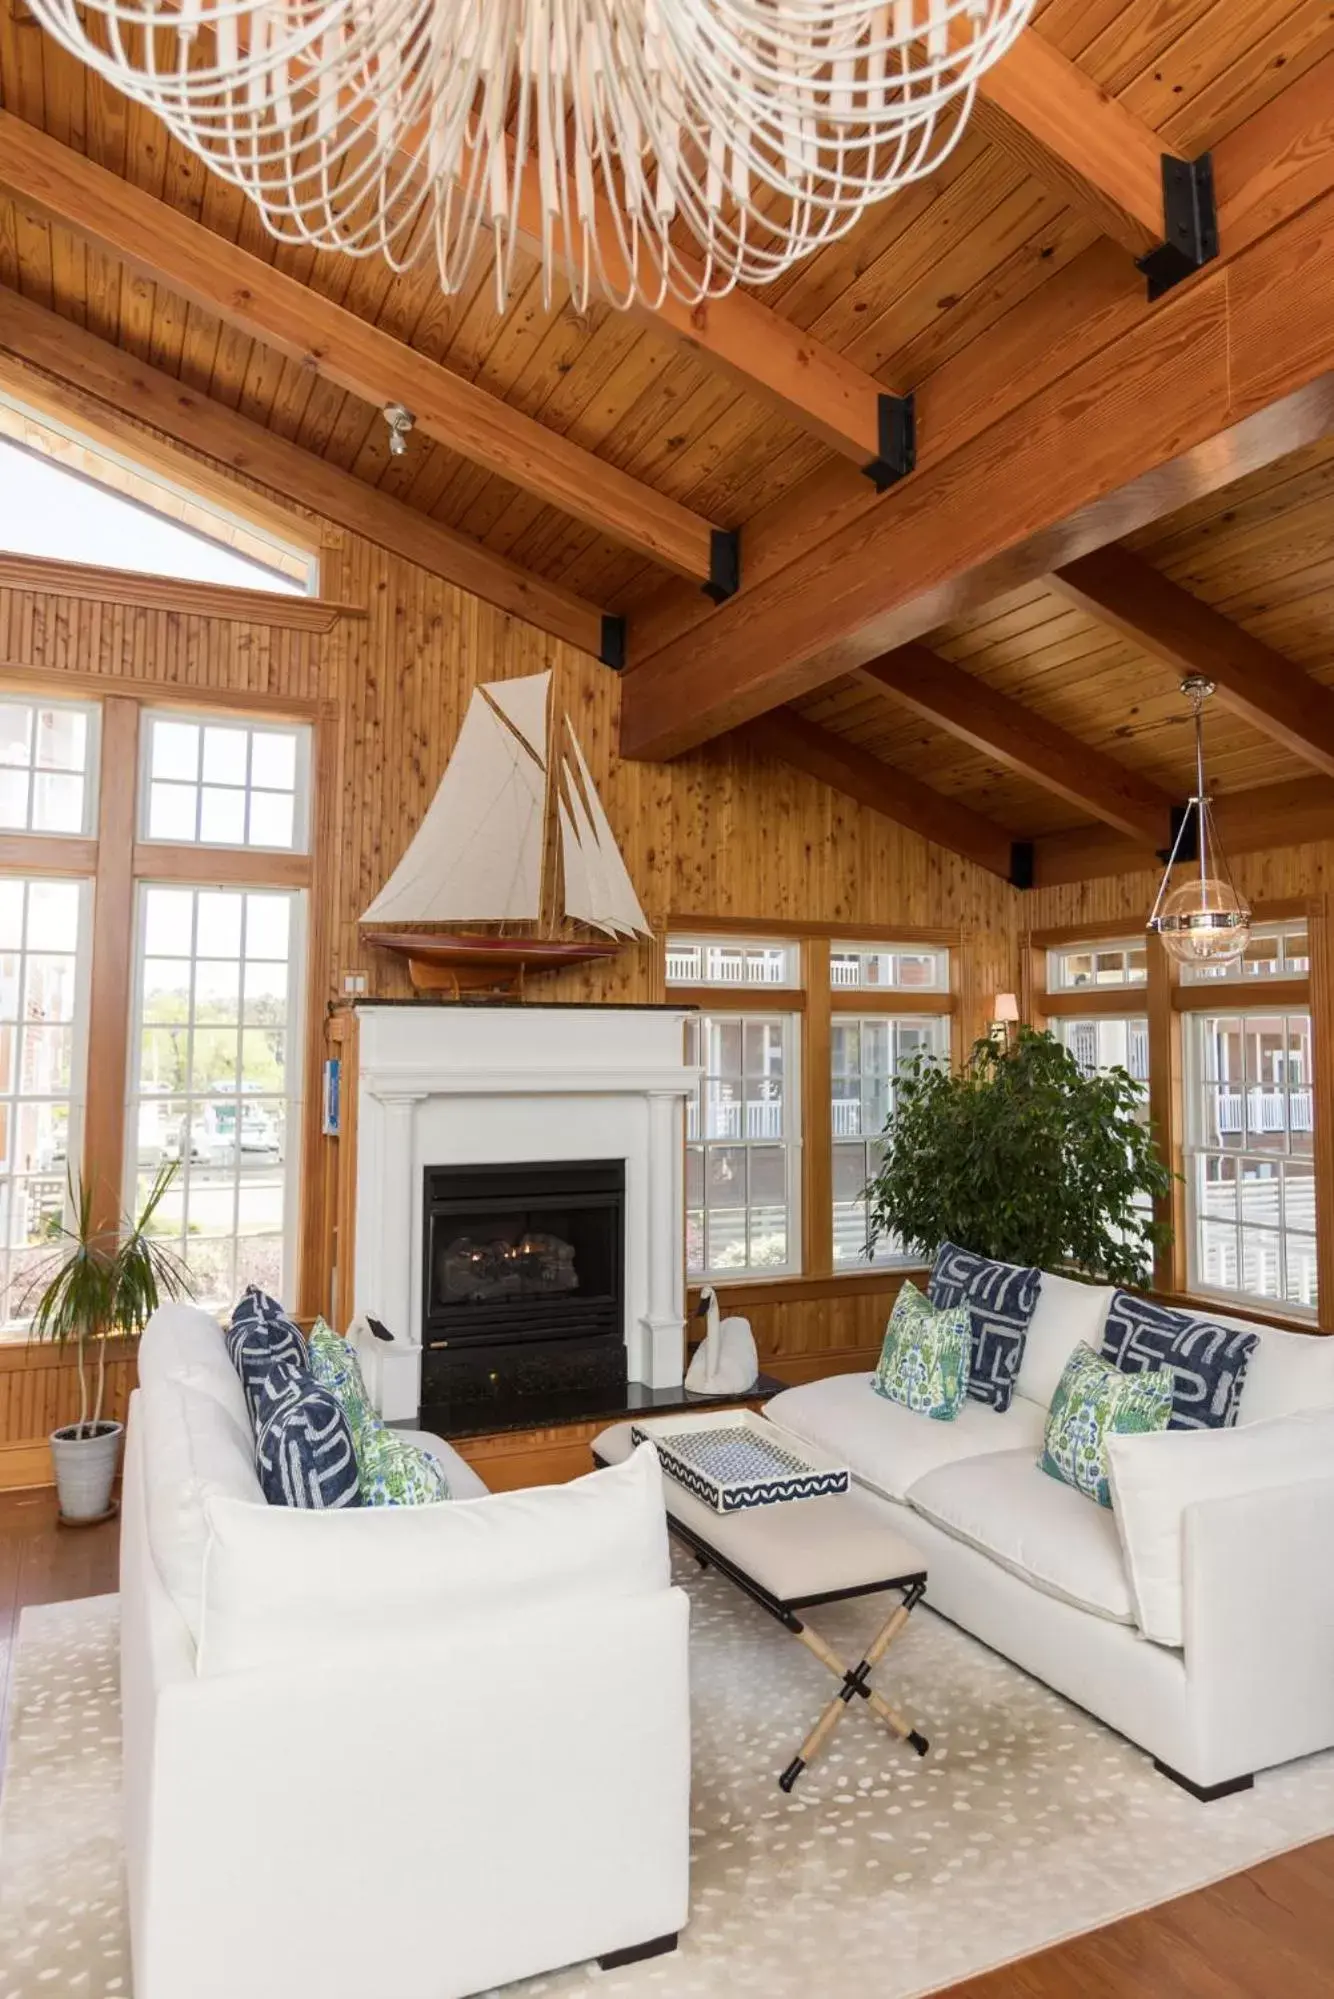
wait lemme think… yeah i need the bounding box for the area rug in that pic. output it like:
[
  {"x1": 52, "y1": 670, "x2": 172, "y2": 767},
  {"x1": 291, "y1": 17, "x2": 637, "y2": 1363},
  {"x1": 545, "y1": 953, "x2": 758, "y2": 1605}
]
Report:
[{"x1": 4, "y1": 1562, "x2": 1334, "y2": 1999}]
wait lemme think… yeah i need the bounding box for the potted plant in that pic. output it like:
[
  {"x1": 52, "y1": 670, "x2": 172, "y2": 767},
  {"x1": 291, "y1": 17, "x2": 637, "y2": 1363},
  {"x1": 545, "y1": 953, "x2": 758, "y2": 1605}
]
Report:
[
  {"x1": 865, "y1": 1025, "x2": 1175, "y2": 1283},
  {"x1": 25, "y1": 1163, "x2": 193, "y2": 1523}
]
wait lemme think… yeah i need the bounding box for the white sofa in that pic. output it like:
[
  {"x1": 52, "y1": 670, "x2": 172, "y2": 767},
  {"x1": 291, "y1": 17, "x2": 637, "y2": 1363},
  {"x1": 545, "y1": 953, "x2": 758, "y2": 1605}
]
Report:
[
  {"x1": 767, "y1": 1272, "x2": 1334, "y2": 1799},
  {"x1": 121, "y1": 1304, "x2": 690, "y2": 1999}
]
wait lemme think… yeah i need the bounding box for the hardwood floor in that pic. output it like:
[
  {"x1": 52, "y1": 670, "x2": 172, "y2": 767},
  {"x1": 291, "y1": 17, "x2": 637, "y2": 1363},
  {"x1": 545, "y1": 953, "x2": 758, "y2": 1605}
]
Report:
[{"x1": 0, "y1": 1487, "x2": 1327, "y2": 1996}]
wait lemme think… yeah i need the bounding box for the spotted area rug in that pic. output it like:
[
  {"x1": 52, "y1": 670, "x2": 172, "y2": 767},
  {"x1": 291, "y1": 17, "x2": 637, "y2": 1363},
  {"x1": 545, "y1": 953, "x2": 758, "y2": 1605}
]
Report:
[{"x1": 4, "y1": 1566, "x2": 1334, "y2": 1998}]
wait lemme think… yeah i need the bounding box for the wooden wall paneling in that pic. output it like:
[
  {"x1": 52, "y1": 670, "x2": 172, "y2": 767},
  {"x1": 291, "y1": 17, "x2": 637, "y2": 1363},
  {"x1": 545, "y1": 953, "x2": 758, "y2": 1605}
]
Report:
[{"x1": 82, "y1": 695, "x2": 137, "y2": 1238}]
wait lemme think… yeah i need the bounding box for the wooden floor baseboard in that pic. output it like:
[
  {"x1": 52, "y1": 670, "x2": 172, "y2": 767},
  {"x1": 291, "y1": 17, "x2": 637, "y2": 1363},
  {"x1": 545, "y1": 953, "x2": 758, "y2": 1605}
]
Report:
[{"x1": 0, "y1": 1440, "x2": 54, "y2": 1493}]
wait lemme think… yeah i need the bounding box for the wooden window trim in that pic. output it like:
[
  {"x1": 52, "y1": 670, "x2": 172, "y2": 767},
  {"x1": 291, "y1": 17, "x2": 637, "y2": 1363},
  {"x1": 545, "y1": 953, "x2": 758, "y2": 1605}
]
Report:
[
  {"x1": 0, "y1": 551, "x2": 362, "y2": 631},
  {"x1": 829, "y1": 987, "x2": 957, "y2": 1015},
  {"x1": 1172, "y1": 978, "x2": 1310, "y2": 1014},
  {"x1": 0, "y1": 660, "x2": 325, "y2": 721},
  {"x1": 669, "y1": 983, "x2": 805, "y2": 1013},
  {"x1": 669, "y1": 913, "x2": 960, "y2": 947},
  {"x1": 1042, "y1": 984, "x2": 1151, "y2": 1018}
]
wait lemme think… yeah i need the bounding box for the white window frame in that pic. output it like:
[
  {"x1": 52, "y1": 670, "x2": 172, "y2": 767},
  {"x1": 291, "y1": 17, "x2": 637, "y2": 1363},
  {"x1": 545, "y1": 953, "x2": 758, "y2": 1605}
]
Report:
[
  {"x1": 666, "y1": 934, "x2": 799, "y2": 988},
  {"x1": 0, "y1": 694, "x2": 101, "y2": 840},
  {"x1": 1046, "y1": 937, "x2": 1148, "y2": 993},
  {"x1": 0, "y1": 872, "x2": 95, "y2": 1334},
  {"x1": 829, "y1": 941, "x2": 950, "y2": 993},
  {"x1": 123, "y1": 879, "x2": 307, "y2": 1309},
  {"x1": 831, "y1": 1011, "x2": 950, "y2": 1269},
  {"x1": 1185, "y1": 1006, "x2": 1317, "y2": 1317},
  {"x1": 137, "y1": 709, "x2": 312, "y2": 855},
  {"x1": 686, "y1": 1009, "x2": 803, "y2": 1283},
  {"x1": 1179, "y1": 919, "x2": 1310, "y2": 984}
]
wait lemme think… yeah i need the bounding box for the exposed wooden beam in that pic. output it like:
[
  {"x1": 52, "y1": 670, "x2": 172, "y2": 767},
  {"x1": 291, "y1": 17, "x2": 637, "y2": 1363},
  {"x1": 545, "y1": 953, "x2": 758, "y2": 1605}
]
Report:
[
  {"x1": 0, "y1": 111, "x2": 720, "y2": 584},
  {"x1": 973, "y1": 29, "x2": 1166, "y2": 258},
  {"x1": 858, "y1": 643, "x2": 1174, "y2": 845},
  {"x1": 621, "y1": 51, "x2": 1334, "y2": 698},
  {"x1": 0, "y1": 550, "x2": 360, "y2": 629},
  {"x1": 0, "y1": 286, "x2": 607, "y2": 657},
  {"x1": 1048, "y1": 546, "x2": 1334, "y2": 780},
  {"x1": 746, "y1": 706, "x2": 1017, "y2": 880},
  {"x1": 619, "y1": 71, "x2": 1334, "y2": 761},
  {"x1": 1031, "y1": 775, "x2": 1334, "y2": 889}
]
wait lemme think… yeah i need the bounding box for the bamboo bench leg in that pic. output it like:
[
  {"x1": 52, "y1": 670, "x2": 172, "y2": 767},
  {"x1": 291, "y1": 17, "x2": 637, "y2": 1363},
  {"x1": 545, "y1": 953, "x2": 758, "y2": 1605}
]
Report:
[{"x1": 778, "y1": 1582, "x2": 928, "y2": 1792}]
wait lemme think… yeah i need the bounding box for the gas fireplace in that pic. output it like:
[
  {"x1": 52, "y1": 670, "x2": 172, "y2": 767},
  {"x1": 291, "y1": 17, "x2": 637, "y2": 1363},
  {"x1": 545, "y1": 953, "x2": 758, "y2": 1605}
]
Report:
[{"x1": 420, "y1": 1158, "x2": 626, "y2": 1429}]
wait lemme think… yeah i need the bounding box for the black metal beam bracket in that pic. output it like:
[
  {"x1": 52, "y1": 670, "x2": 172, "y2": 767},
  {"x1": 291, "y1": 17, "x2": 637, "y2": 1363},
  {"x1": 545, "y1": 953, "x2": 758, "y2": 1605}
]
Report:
[
  {"x1": 1008, "y1": 840, "x2": 1035, "y2": 891},
  {"x1": 598, "y1": 613, "x2": 627, "y2": 671},
  {"x1": 862, "y1": 392, "x2": 917, "y2": 492},
  {"x1": 702, "y1": 528, "x2": 741, "y2": 604},
  {"x1": 1137, "y1": 153, "x2": 1219, "y2": 301}
]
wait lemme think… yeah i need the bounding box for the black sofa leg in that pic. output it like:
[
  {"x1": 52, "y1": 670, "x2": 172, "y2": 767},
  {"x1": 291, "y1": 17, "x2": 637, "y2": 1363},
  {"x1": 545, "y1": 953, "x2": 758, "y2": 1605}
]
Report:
[
  {"x1": 598, "y1": 1932, "x2": 678, "y2": 1971},
  {"x1": 1153, "y1": 1758, "x2": 1254, "y2": 1802}
]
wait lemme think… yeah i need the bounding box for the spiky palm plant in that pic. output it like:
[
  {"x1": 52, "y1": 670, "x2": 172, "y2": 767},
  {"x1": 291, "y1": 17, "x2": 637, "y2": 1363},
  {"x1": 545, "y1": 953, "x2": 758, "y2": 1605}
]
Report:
[{"x1": 25, "y1": 1164, "x2": 194, "y2": 1436}]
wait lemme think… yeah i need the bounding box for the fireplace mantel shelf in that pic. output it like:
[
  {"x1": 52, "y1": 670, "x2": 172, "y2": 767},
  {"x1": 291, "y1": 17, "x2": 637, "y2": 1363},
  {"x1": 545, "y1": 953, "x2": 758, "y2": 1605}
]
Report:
[{"x1": 365, "y1": 1065, "x2": 697, "y2": 1100}]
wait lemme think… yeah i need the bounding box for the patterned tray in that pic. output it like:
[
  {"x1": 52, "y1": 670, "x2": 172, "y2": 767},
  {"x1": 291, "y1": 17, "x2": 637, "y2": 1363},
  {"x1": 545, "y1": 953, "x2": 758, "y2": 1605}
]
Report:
[{"x1": 630, "y1": 1409, "x2": 850, "y2": 1514}]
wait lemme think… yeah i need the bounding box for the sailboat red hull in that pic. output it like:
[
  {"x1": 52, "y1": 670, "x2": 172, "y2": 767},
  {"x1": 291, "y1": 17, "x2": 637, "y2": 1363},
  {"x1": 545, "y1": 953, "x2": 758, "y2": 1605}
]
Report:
[{"x1": 362, "y1": 928, "x2": 621, "y2": 995}]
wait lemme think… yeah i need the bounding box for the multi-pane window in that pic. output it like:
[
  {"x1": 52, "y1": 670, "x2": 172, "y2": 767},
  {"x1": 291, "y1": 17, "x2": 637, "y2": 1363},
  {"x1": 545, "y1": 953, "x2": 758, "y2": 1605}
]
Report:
[
  {"x1": 0, "y1": 877, "x2": 91, "y2": 1328},
  {"x1": 832, "y1": 1014, "x2": 948, "y2": 1266},
  {"x1": 1181, "y1": 920, "x2": 1309, "y2": 984},
  {"x1": 1188, "y1": 1011, "x2": 1316, "y2": 1313},
  {"x1": 830, "y1": 943, "x2": 949, "y2": 992},
  {"x1": 1047, "y1": 941, "x2": 1147, "y2": 991},
  {"x1": 128, "y1": 883, "x2": 303, "y2": 1309},
  {"x1": 685, "y1": 1013, "x2": 800, "y2": 1280},
  {"x1": 666, "y1": 936, "x2": 798, "y2": 987},
  {"x1": 1051, "y1": 1015, "x2": 1150, "y2": 1092},
  {"x1": 140, "y1": 712, "x2": 310, "y2": 852},
  {"x1": 0, "y1": 698, "x2": 97, "y2": 837}
]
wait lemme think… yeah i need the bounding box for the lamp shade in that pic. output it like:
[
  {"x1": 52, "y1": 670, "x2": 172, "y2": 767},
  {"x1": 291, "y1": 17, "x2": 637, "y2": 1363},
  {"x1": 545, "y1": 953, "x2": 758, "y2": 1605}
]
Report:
[{"x1": 993, "y1": 992, "x2": 1021, "y2": 1024}]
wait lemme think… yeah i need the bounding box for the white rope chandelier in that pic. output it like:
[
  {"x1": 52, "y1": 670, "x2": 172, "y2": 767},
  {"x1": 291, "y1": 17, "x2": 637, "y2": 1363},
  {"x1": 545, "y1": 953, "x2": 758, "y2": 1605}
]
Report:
[{"x1": 28, "y1": 1, "x2": 1036, "y2": 311}]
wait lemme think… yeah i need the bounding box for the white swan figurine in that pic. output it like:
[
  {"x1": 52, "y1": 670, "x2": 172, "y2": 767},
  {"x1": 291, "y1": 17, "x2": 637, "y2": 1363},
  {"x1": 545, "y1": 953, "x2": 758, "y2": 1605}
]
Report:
[{"x1": 684, "y1": 1285, "x2": 759, "y2": 1397}]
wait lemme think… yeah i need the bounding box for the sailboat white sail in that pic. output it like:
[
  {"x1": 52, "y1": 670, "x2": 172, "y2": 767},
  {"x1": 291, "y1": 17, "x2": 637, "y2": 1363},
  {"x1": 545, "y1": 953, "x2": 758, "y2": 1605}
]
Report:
[
  {"x1": 562, "y1": 718, "x2": 652, "y2": 937},
  {"x1": 360, "y1": 671, "x2": 652, "y2": 944},
  {"x1": 360, "y1": 674, "x2": 550, "y2": 926}
]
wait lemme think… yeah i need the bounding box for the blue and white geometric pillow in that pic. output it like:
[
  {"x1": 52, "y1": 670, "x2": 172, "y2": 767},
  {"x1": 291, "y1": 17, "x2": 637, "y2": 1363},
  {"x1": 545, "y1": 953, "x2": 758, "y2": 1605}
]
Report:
[
  {"x1": 234, "y1": 1285, "x2": 293, "y2": 1325},
  {"x1": 1100, "y1": 1291, "x2": 1258, "y2": 1431},
  {"x1": 928, "y1": 1241, "x2": 1042, "y2": 1414},
  {"x1": 226, "y1": 1306, "x2": 309, "y2": 1428},
  {"x1": 253, "y1": 1370, "x2": 361, "y2": 1508}
]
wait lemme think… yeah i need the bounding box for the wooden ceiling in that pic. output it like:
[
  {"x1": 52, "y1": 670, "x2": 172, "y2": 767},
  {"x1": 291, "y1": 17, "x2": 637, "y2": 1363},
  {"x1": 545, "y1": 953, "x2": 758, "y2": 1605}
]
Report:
[{"x1": 2, "y1": 1, "x2": 1334, "y2": 889}]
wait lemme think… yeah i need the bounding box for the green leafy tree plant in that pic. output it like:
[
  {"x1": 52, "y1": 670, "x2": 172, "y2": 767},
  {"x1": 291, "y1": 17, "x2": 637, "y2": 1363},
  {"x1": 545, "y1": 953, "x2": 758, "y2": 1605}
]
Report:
[
  {"x1": 865, "y1": 1026, "x2": 1175, "y2": 1284},
  {"x1": 25, "y1": 1163, "x2": 194, "y2": 1438}
]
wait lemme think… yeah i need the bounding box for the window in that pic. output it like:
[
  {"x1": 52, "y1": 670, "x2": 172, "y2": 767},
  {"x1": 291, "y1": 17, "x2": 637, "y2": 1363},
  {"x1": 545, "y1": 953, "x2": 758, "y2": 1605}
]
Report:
[
  {"x1": 830, "y1": 942, "x2": 949, "y2": 992},
  {"x1": 1051, "y1": 1015, "x2": 1150, "y2": 1092},
  {"x1": 1181, "y1": 920, "x2": 1309, "y2": 983},
  {"x1": 1187, "y1": 1011, "x2": 1316, "y2": 1313},
  {"x1": 128, "y1": 884, "x2": 304, "y2": 1309},
  {"x1": 0, "y1": 391, "x2": 317, "y2": 595},
  {"x1": 0, "y1": 876, "x2": 92, "y2": 1328},
  {"x1": 667, "y1": 936, "x2": 798, "y2": 987},
  {"x1": 1047, "y1": 941, "x2": 1147, "y2": 991},
  {"x1": 0, "y1": 697, "x2": 97, "y2": 836},
  {"x1": 140, "y1": 712, "x2": 310, "y2": 852},
  {"x1": 685, "y1": 1012, "x2": 800, "y2": 1280},
  {"x1": 832, "y1": 1014, "x2": 948, "y2": 1265}
]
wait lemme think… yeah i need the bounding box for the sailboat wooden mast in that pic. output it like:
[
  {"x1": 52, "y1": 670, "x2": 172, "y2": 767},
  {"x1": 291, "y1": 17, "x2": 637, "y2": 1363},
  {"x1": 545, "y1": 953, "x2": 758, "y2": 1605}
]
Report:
[{"x1": 360, "y1": 671, "x2": 652, "y2": 994}]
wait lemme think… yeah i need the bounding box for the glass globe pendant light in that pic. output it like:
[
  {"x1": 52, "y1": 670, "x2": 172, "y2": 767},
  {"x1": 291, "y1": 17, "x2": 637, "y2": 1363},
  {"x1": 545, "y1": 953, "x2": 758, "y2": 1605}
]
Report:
[{"x1": 1147, "y1": 675, "x2": 1252, "y2": 968}]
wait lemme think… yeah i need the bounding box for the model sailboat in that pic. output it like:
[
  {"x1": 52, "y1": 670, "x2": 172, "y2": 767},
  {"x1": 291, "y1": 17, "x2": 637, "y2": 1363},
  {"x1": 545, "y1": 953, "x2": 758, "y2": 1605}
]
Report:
[{"x1": 361, "y1": 671, "x2": 652, "y2": 993}]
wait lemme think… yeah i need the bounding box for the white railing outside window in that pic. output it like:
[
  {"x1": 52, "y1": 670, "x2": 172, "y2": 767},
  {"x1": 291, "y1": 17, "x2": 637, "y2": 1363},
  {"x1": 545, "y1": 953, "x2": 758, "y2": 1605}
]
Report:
[{"x1": 685, "y1": 1011, "x2": 801, "y2": 1281}]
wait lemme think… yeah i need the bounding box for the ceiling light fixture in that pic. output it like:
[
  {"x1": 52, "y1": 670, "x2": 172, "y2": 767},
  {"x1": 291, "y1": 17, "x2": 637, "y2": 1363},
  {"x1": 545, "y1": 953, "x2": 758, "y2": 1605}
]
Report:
[
  {"x1": 27, "y1": 2, "x2": 1037, "y2": 312},
  {"x1": 1147, "y1": 676, "x2": 1252, "y2": 969},
  {"x1": 382, "y1": 404, "x2": 416, "y2": 457}
]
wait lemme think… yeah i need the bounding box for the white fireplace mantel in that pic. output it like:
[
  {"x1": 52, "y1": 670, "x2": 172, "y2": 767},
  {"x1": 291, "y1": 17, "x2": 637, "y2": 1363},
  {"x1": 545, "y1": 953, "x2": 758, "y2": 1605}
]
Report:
[{"x1": 351, "y1": 1004, "x2": 696, "y2": 1418}]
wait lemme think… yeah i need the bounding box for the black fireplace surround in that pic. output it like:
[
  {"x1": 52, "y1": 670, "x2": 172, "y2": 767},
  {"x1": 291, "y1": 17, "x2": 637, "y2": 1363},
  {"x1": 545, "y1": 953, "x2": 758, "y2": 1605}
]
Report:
[{"x1": 419, "y1": 1158, "x2": 627, "y2": 1431}]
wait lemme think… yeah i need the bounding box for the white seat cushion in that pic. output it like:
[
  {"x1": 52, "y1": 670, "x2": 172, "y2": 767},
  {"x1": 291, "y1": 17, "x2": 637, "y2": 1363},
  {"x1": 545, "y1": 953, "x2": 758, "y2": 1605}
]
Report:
[
  {"x1": 140, "y1": 1375, "x2": 265, "y2": 1641},
  {"x1": 765, "y1": 1373, "x2": 1045, "y2": 1503},
  {"x1": 907, "y1": 1448, "x2": 1135, "y2": 1625},
  {"x1": 1107, "y1": 1407, "x2": 1334, "y2": 1647},
  {"x1": 1018, "y1": 1271, "x2": 1116, "y2": 1410},
  {"x1": 197, "y1": 1441, "x2": 670, "y2": 1677},
  {"x1": 1206, "y1": 1314, "x2": 1334, "y2": 1424}
]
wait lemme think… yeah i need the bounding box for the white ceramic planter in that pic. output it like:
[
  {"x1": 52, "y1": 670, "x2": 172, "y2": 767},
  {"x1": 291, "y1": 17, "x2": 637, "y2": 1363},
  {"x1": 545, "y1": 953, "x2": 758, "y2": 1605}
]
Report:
[{"x1": 49, "y1": 1420, "x2": 123, "y2": 1523}]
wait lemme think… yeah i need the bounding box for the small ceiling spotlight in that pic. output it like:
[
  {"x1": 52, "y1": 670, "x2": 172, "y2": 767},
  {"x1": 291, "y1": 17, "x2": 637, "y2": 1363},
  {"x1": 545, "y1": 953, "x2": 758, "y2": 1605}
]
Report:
[{"x1": 383, "y1": 404, "x2": 415, "y2": 458}]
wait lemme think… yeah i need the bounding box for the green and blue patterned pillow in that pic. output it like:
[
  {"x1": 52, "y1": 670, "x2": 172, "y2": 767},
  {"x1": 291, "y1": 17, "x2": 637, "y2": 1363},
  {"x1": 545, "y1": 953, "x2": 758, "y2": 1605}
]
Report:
[
  {"x1": 356, "y1": 1412, "x2": 453, "y2": 1507},
  {"x1": 305, "y1": 1318, "x2": 450, "y2": 1505},
  {"x1": 307, "y1": 1318, "x2": 376, "y2": 1442},
  {"x1": 872, "y1": 1279, "x2": 971, "y2": 1422},
  {"x1": 1040, "y1": 1341, "x2": 1174, "y2": 1508}
]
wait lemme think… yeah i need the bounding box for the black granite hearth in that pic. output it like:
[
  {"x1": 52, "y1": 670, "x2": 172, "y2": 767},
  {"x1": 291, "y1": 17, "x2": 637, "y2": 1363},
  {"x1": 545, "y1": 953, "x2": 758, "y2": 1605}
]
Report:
[{"x1": 419, "y1": 1371, "x2": 786, "y2": 1443}]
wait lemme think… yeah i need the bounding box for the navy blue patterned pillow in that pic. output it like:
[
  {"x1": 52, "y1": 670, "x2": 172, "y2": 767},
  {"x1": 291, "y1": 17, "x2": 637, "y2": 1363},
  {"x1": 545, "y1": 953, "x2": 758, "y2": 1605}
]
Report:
[
  {"x1": 1100, "y1": 1291, "x2": 1258, "y2": 1431},
  {"x1": 254, "y1": 1369, "x2": 361, "y2": 1509},
  {"x1": 226, "y1": 1307, "x2": 309, "y2": 1428},
  {"x1": 235, "y1": 1285, "x2": 292, "y2": 1325},
  {"x1": 928, "y1": 1242, "x2": 1041, "y2": 1414}
]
